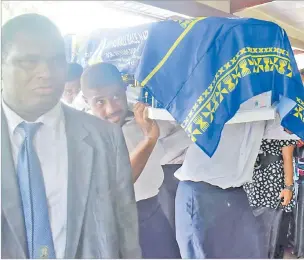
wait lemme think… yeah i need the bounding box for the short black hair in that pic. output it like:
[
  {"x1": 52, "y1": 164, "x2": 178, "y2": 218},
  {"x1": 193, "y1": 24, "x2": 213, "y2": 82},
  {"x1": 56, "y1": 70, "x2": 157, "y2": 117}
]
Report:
[
  {"x1": 300, "y1": 68, "x2": 304, "y2": 76},
  {"x1": 81, "y1": 62, "x2": 124, "y2": 90},
  {"x1": 67, "y1": 63, "x2": 83, "y2": 82},
  {"x1": 2, "y1": 13, "x2": 63, "y2": 61}
]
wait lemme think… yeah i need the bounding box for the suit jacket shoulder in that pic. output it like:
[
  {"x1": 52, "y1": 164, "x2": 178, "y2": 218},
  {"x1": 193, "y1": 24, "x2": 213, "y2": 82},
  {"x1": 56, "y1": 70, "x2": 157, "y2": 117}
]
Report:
[
  {"x1": 61, "y1": 105, "x2": 140, "y2": 258},
  {"x1": 62, "y1": 104, "x2": 123, "y2": 147}
]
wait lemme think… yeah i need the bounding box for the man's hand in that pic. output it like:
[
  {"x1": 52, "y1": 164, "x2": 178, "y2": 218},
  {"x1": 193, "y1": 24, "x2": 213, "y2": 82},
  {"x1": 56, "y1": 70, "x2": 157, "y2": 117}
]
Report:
[
  {"x1": 134, "y1": 102, "x2": 160, "y2": 141},
  {"x1": 279, "y1": 189, "x2": 293, "y2": 206},
  {"x1": 298, "y1": 140, "x2": 304, "y2": 147},
  {"x1": 131, "y1": 102, "x2": 160, "y2": 183},
  {"x1": 284, "y1": 129, "x2": 293, "y2": 135}
]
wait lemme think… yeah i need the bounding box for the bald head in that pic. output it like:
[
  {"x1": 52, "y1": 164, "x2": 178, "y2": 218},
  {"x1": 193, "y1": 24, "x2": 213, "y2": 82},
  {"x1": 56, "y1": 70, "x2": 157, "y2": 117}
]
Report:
[
  {"x1": 81, "y1": 63, "x2": 128, "y2": 125},
  {"x1": 2, "y1": 13, "x2": 67, "y2": 121},
  {"x1": 81, "y1": 62, "x2": 125, "y2": 91},
  {"x1": 2, "y1": 13, "x2": 64, "y2": 61}
]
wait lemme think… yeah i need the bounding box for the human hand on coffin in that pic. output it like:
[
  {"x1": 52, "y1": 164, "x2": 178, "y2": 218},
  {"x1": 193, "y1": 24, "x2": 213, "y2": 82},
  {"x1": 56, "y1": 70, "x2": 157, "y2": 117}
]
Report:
[
  {"x1": 284, "y1": 128, "x2": 293, "y2": 135},
  {"x1": 134, "y1": 102, "x2": 160, "y2": 142},
  {"x1": 298, "y1": 140, "x2": 304, "y2": 147}
]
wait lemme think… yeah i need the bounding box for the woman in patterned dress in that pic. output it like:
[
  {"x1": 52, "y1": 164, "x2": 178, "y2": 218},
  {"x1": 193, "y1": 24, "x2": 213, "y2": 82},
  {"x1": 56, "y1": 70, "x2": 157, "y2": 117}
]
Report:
[{"x1": 244, "y1": 138, "x2": 297, "y2": 258}]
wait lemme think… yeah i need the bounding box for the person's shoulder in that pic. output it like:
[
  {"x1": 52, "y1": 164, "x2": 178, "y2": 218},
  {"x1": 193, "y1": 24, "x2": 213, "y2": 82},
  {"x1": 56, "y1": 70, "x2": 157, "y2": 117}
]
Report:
[
  {"x1": 63, "y1": 104, "x2": 122, "y2": 138},
  {"x1": 122, "y1": 118, "x2": 142, "y2": 139}
]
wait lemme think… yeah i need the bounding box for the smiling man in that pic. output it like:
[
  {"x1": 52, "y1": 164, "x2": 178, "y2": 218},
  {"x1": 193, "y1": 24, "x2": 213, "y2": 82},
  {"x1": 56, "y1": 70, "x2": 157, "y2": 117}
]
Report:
[{"x1": 1, "y1": 14, "x2": 141, "y2": 259}]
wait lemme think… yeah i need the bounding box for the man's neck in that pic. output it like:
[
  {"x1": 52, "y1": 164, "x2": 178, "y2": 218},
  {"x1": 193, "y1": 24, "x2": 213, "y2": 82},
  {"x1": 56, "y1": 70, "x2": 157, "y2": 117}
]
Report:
[{"x1": 2, "y1": 100, "x2": 46, "y2": 122}]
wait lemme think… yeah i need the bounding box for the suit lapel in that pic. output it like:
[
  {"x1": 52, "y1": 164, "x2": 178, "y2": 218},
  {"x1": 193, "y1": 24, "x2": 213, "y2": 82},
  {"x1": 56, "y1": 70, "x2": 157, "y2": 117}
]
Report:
[
  {"x1": 1, "y1": 111, "x2": 27, "y2": 258},
  {"x1": 63, "y1": 105, "x2": 94, "y2": 258}
]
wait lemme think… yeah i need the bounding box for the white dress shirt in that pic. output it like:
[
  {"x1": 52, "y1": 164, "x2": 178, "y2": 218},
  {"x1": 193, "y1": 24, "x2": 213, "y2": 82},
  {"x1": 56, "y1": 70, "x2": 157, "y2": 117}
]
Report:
[
  {"x1": 175, "y1": 115, "x2": 299, "y2": 189},
  {"x1": 122, "y1": 119, "x2": 165, "y2": 201},
  {"x1": 157, "y1": 121, "x2": 192, "y2": 165},
  {"x1": 71, "y1": 91, "x2": 91, "y2": 113},
  {"x1": 2, "y1": 101, "x2": 68, "y2": 258}
]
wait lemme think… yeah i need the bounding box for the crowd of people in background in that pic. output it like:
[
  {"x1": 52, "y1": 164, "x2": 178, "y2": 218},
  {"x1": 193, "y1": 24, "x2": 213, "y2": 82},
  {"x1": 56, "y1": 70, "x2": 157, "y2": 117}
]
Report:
[{"x1": 1, "y1": 13, "x2": 304, "y2": 259}]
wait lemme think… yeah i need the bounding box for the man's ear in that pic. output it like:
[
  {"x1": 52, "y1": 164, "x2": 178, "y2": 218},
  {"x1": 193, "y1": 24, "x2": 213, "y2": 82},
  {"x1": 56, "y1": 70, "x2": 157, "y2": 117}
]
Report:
[{"x1": 82, "y1": 94, "x2": 89, "y2": 104}]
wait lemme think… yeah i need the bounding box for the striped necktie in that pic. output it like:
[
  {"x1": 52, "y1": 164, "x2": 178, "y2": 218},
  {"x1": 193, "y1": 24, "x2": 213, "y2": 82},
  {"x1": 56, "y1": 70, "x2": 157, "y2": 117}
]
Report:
[{"x1": 17, "y1": 122, "x2": 56, "y2": 259}]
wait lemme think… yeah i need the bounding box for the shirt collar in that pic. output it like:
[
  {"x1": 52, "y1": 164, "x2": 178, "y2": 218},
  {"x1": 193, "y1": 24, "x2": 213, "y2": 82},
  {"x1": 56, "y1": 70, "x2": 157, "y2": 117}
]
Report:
[
  {"x1": 121, "y1": 111, "x2": 134, "y2": 127},
  {"x1": 2, "y1": 100, "x2": 63, "y2": 134}
]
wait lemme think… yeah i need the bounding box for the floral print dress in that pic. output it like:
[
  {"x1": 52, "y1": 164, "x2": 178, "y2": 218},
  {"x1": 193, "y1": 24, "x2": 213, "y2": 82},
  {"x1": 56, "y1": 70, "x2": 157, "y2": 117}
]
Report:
[{"x1": 244, "y1": 139, "x2": 297, "y2": 212}]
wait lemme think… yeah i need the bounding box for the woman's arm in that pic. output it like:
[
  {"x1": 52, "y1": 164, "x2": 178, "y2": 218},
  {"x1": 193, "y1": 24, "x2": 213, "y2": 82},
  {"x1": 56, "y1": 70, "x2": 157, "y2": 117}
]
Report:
[{"x1": 280, "y1": 144, "x2": 295, "y2": 206}]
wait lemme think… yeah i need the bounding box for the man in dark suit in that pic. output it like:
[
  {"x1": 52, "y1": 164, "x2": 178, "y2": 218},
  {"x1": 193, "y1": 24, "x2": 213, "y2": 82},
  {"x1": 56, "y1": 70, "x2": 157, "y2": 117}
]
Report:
[{"x1": 1, "y1": 13, "x2": 141, "y2": 259}]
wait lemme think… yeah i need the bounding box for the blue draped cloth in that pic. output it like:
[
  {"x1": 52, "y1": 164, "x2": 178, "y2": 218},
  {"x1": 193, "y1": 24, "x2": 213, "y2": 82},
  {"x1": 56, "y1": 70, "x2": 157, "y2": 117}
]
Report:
[
  {"x1": 71, "y1": 17, "x2": 304, "y2": 157},
  {"x1": 135, "y1": 17, "x2": 304, "y2": 157}
]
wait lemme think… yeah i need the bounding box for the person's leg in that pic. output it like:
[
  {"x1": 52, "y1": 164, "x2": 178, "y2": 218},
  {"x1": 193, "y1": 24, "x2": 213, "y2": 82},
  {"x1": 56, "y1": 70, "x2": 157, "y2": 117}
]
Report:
[
  {"x1": 199, "y1": 184, "x2": 267, "y2": 258},
  {"x1": 176, "y1": 181, "x2": 267, "y2": 259},
  {"x1": 137, "y1": 195, "x2": 181, "y2": 259},
  {"x1": 294, "y1": 182, "x2": 304, "y2": 258},
  {"x1": 175, "y1": 181, "x2": 206, "y2": 259},
  {"x1": 158, "y1": 164, "x2": 181, "y2": 231},
  {"x1": 288, "y1": 209, "x2": 296, "y2": 249},
  {"x1": 274, "y1": 211, "x2": 292, "y2": 258},
  {"x1": 253, "y1": 207, "x2": 285, "y2": 258}
]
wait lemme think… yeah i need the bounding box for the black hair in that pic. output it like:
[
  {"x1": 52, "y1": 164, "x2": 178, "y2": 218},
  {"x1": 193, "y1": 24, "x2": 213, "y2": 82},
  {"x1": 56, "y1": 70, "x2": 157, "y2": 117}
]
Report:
[
  {"x1": 300, "y1": 68, "x2": 304, "y2": 76},
  {"x1": 2, "y1": 13, "x2": 63, "y2": 61},
  {"x1": 81, "y1": 62, "x2": 124, "y2": 90},
  {"x1": 67, "y1": 63, "x2": 83, "y2": 82}
]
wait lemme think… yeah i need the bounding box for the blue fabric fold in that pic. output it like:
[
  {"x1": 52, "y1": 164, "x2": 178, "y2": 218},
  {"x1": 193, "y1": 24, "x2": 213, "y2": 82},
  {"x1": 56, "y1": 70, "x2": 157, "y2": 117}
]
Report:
[{"x1": 71, "y1": 17, "x2": 304, "y2": 157}]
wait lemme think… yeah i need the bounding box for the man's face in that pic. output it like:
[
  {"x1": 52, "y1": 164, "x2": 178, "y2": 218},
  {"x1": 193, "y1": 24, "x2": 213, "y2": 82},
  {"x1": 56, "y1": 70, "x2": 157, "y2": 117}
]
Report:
[
  {"x1": 2, "y1": 31, "x2": 67, "y2": 115},
  {"x1": 63, "y1": 79, "x2": 81, "y2": 104},
  {"x1": 83, "y1": 85, "x2": 128, "y2": 125}
]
